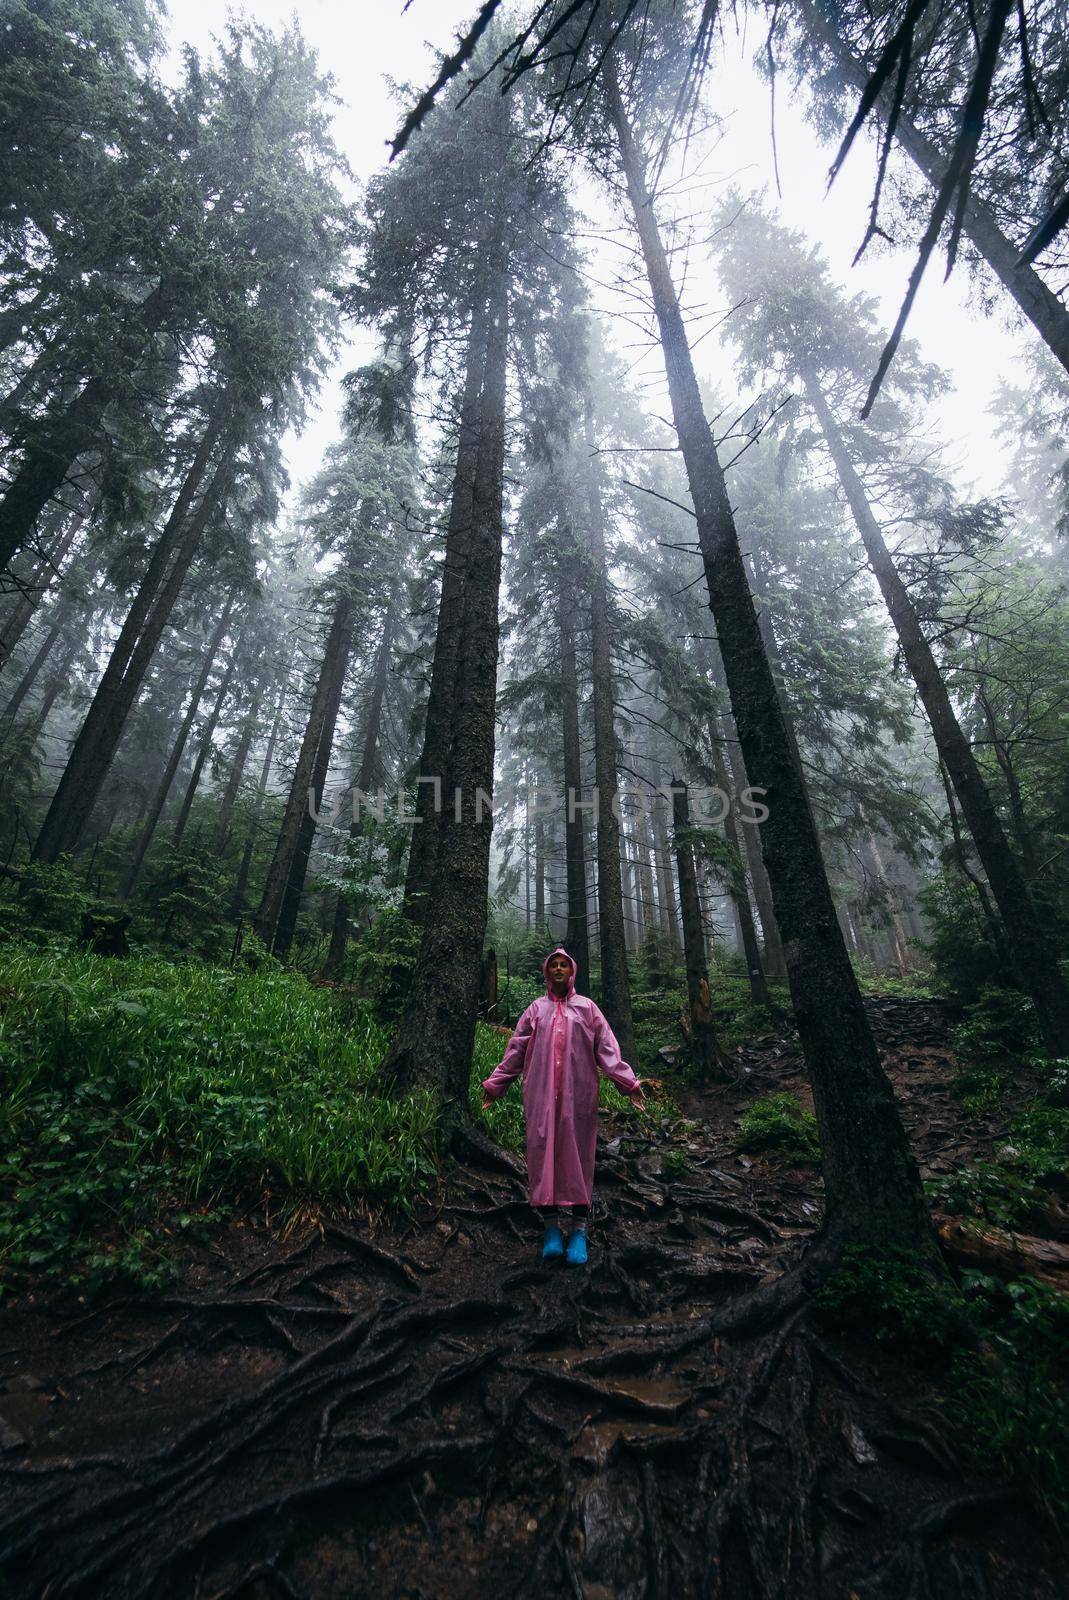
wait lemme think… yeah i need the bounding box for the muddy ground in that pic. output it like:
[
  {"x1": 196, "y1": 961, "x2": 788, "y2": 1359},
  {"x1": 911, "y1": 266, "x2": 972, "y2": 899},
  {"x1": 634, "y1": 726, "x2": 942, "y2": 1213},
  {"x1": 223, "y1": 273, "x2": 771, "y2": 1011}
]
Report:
[{"x1": 0, "y1": 995, "x2": 1065, "y2": 1598}]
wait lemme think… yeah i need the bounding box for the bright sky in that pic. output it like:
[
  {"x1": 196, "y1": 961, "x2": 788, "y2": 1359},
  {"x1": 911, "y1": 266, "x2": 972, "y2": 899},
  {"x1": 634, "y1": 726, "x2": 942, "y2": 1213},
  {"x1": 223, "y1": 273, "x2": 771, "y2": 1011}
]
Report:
[{"x1": 163, "y1": 1, "x2": 1033, "y2": 503}]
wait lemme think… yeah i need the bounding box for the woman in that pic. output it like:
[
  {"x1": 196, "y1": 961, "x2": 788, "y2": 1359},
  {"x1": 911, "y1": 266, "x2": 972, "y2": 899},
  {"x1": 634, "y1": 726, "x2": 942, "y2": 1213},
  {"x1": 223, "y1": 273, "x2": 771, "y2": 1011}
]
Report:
[{"x1": 481, "y1": 946, "x2": 646, "y2": 1263}]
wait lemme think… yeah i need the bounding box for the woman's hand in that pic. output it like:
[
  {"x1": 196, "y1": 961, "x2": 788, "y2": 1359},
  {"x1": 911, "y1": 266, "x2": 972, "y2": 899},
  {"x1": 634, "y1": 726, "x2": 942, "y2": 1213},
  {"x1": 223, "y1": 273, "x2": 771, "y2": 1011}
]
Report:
[
  {"x1": 628, "y1": 1079, "x2": 647, "y2": 1112},
  {"x1": 480, "y1": 1093, "x2": 493, "y2": 1111}
]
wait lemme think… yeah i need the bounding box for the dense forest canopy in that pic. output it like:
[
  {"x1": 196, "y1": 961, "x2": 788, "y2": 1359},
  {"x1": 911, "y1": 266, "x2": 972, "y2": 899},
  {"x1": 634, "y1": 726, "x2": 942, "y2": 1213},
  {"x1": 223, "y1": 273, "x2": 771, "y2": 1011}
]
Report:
[{"x1": 1, "y1": 2, "x2": 1068, "y2": 1593}]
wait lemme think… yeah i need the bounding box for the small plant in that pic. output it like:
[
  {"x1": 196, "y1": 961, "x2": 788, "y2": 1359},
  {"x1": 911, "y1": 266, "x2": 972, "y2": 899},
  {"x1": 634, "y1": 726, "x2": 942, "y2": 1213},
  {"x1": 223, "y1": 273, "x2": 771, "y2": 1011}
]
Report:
[
  {"x1": 952, "y1": 985, "x2": 1039, "y2": 1064},
  {"x1": 952, "y1": 1063, "x2": 1008, "y2": 1116},
  {"x1": 737, "y1": 1092, "x2": 821, "y2": 1164},
  {"x1": 813, "y1": 1244, "x2": 965, "y2": 1357},
  {"x1": 662, "y1": 1148, "x2": 690, "y2": 1181},
  {"x1": 925, "y1": 1162, "x2": 1038, "y2": 1230}
]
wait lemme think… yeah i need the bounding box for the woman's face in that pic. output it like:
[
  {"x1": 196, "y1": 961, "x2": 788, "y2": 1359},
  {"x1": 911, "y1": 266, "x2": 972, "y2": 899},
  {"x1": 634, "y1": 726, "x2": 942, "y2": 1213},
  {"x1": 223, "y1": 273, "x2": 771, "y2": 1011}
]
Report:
[{"x1": 548, "y1": 954, "x2": 571, "y2": 991}]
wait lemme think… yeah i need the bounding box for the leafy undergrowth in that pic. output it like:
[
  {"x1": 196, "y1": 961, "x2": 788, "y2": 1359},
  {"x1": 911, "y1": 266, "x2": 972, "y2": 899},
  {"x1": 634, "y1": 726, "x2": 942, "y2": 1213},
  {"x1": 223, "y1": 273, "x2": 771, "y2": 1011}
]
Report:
[
  {"x1": 0, "y1": 947, "x2": 447, "y2": 1296},
  {"x1": 736, "y1": 1090, "x2": 821, "y2": 1164},
  {"x1": 0, "y1": 948, "x2": 658, "y2": 1299}
]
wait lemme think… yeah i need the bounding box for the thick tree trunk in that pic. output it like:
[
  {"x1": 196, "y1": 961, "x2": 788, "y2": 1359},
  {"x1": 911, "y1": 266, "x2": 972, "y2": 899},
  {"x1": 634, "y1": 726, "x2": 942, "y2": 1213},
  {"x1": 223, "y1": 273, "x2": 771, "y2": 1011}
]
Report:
[
  {"x1": 795, "y1": 0, "x2": 1069, "y2": 374},
  {"x1": 402, "y1": 284, "x2": 490, "y2": 922},
  {"x1": 805, "y1": 371, "x2": 1069, "y2": 1055},
  {"x1": 558, "y1": 562, "x2": 591, "y2": 995},
  {"x1": 382, "y1": 245, "x2": 510, "y2": 1122},
  {"x1": 33, "y1": 414, "x2": 235, "y2": 864},
  {"x1": 254, "y1": 587, "x2": 355, "y2": 953},
  {"x1": 119, "y1": 595, "x2": 236, "y2": 898},
  {"x1": 173, "y1": 624, "x2": 242, "y2": 845},
  {"x1": 671, "y1": 778, "x2": 731, "y2": 1079},
  {"x1": 325, "y1": 604, "x2": 396, "y2": 974},
  {"x1": 584, "y1": 397, "x2": 637, "y2": 1064},
  {"x1": 606, "y1": 60, "x2": 936, "y2": 1260}
]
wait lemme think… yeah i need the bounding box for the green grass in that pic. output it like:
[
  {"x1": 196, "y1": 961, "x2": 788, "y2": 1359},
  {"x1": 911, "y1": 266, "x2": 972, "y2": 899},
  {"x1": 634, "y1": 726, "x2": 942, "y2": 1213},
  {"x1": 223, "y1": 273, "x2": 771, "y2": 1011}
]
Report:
[{"x1": 0, "y1": 947, "x2": 442, "y2": 1294}]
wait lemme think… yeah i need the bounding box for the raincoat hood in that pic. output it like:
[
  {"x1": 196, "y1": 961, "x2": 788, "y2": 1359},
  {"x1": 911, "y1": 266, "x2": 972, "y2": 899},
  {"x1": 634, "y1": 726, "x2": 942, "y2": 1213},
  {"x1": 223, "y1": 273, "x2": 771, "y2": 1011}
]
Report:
[{"x1": 542, "y1": 946, "x2": 577, "y2": 997}]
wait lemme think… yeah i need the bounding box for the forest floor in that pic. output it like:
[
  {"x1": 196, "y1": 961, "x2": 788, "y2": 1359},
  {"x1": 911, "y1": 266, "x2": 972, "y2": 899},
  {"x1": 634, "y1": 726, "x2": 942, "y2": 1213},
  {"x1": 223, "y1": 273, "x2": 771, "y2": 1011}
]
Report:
[{"x1": 0, "y1": 995, "x2": 1066, "y2": 1599}]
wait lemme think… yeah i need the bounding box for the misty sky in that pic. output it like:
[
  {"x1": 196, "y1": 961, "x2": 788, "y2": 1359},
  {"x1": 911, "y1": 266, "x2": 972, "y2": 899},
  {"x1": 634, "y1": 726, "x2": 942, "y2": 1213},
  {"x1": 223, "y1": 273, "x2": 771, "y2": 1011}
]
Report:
[{"x1": 163, "y1": 1, "x2": 1032, "y2": 506}]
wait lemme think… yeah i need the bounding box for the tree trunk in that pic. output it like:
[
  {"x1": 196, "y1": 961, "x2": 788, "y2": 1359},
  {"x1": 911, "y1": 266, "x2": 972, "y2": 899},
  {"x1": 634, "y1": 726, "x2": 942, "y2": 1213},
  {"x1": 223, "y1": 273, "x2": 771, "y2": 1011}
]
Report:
[
  {"x1": 254, "y1": 585, "x2": 355, "y2": 953},
  {"x1": 671, "y1": 778, "x2": 731, "y2": 1079},
  {"x1": 382, "y1": 241, "x2": 510, "y2": 1124},
  {"x1": 325, "y1": 604, "x2": 397, "y2": 974},
  {"x1": 558, "y1": 560, "x2": 591, "y2": 994},
  {"x1": 1, "y1": 615, "x2": 65, "y2": 729},
  {"x1": 795, "y1": 0, "x2": 1069, "y2": 374},
  {"x1": 0, "y1": 508, "x2": 85, "y2": 668},
  {"x1": 33, "y1": 412, "x2": 235, "y2": 864},
  {"x1": 232, "y1": 670, "x2": 289, "y2": 919},
  {"x1": 805, "y1": 369, "x2": 1069, "y2": 1055},
  {"x1": 119, "y1": 595, "x2": 236, "y2": 898},
  {"x1": 584, "y1": 395, "x2": 637, "y2": 1064},
  {"x1": 214, "y1": 671, "x2": 268, "y2": 853},
  {"x1": 402, "y1": 283, "x2": 490, "y2": 922},
  {"x1": 173, "y1": 622, "x2": 243, "y2": 845},
  {"x1": 650, "y1": 785, "x2": 683, "y2": 953},
  {"x1": 606, "y1": 58, "x2": 936, "y2": 1260},
  {"x1": 708, "y1": 717, "x2": 773, "y2": 1008}
]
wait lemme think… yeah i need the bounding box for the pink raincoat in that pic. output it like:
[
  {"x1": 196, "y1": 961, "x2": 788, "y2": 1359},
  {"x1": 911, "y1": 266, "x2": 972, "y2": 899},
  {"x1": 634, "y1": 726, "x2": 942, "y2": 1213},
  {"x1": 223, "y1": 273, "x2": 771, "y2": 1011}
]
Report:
[{"x1": 481, "y1": 947, "x2": 641, "y2": 1206}]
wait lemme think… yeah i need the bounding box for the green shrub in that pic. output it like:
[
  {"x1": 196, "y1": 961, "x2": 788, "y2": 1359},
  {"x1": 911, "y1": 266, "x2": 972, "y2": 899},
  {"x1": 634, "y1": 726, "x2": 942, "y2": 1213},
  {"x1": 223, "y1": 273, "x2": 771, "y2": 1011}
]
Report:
[
  {"x1": 814, "y1": 1244, "x2": 965, "y2": 1357},
  {"x1": 736, "y1": 1091, "x2": 821, "y2": 1164},
  {"x1": 952, "y1": 985, "x2": 1039, "y2": 1064},
  {"x1": 347, "y1": 907, "x2": 422, "y2": 1019},
  {"x1": 952, "y1": 1063, "x2": 1008, "y2": 1116}
]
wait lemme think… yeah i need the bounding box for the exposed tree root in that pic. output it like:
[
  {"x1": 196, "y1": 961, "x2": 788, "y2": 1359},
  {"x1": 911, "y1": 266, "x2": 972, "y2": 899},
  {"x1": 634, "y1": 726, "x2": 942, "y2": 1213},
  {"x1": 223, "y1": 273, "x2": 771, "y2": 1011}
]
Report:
[{"x1": 1, "y1": 998, "x2": 1062, "y2": 1598}]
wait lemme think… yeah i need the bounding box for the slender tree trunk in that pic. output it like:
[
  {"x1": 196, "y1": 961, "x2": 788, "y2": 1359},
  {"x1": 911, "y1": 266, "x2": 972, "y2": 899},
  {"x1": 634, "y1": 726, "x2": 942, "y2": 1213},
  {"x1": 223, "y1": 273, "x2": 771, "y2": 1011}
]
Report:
[
  {"x1": 0, "y1": 508, "x2": 85, "y2": 667},
  {"x1": 708, "y1": 718, "x2": 773, "y2": 1007},
  {"x1": 28, "y1": 637, "x2": 80, "y2": 734},
  {"x1": 173, "y1": 624, "x2": 242, "y2": 845},
  {"x1": 119, "y1": 595, "x2": 236, "y2": 897},
  {"x1": 233, "y1": 670, "x2": 289, "y2": 919},
  {"x1": 559, "y1": 559, "x2": 591, "y2": 994},
  {"x1": 606, "y1": 59, "x2": 935, "y2": 1259},
  {"x1": 805, "y1": 370, "x2": 1069, "y2": 1054},
  {"x1": 795, "y1": 0, "x2": 1069, "y2": 374},
  {"x1": 402, "y1": 284, "x2": 490, "y2": 921},
  {"x1": 535, "y1": 779, "x2": 546, "y2": 924},
  {"x1": 33, "y1": 413, "x2": 235, "y2": 864},
  {"x1": 325, "y1": 604, "x2": 397, "y2": 974},
  {"x1": 214, "y1": 672, "x2": 267, "y2": 852},
  {"x1": 650, "y1": 786, "x2": 683, "y2": 953},
  {"x1": 255, "y1": 586, "x2": 356, "y2": 952},
  {"x1": 671, "y1": 778, "x2": 730, "y2": 1078},
  {"x1": 584, "y1": 396, "x2": 637, "y2": 1063},
  {"x1": 382, "y1": 241, "x2": 510, "y2": 1125},
  {"x1": 1, "y1": 615, "x2": 65, "y2": 728}
]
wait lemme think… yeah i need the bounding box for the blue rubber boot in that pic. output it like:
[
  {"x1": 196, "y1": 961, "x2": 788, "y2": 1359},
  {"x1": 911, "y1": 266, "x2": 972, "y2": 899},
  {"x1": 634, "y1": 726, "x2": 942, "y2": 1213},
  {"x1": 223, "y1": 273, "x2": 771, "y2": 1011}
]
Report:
[
  {"x1": 565, "y1": 1227, "x2": 588, "y2": 1266},
  {"x1": 542, "y1": 1224, "x2": 564, "y2": 1261}
]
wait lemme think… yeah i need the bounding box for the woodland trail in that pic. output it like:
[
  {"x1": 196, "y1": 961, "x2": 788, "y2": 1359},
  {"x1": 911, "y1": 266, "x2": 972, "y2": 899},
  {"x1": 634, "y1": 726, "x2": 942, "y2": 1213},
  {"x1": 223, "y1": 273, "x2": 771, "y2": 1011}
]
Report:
[{"x1": 0, "y1": 997, "x2": 1064, "y2": 1599}]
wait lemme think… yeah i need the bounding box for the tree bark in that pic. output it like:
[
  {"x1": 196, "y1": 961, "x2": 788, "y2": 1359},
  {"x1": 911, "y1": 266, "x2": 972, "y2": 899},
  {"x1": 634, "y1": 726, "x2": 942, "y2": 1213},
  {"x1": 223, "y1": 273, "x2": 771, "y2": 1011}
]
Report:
[
  {"x1": 671, "y1": 778, "x2": 731, "y2": 1079},
  {"x1": 558, "y1": 556, "x2": 591, "y2": 994},
  {"x1": 795, "y1": 0, "x2": 1069, "y2": 374},
  {"x1": 173, "y1": 622, "x2": 243, "y2": 845},
  {"x1": 584, "y1": 395, "x2": 637, "y2": 1064},
  {"x1": 606, "y1": 58, "x2": 936, "y2": 1261},
  {"x1": 33, "y1": 412, "x2": 235, "y2": 864},
  {"x1": 382, "y1": 242, "x2": 510, "y2": 1122},
  {"x1": 232, "y1": 669, "x2": 289, "y2": 919},
  {"x1": 214, "y1": 671, "x2": 267, "y2": 853},
  {"x1": 402, "y1": 284, "x2": 491, "y2": 922},
  {"x1": 325, "y1": 603, "x2": 397, "y2": 974},
  {"x1": 119, "y1": 595, "x2": 236, "y2": 898},
  {"x1": 805, "y1": 369, "x2": 1069, "y2": 1054},
  {"x1": 708, "y1": 718, "x2": 773, "y2": 1007},
  {"x1": 254, "y1": 584, "x2": 356, "y2": 954}
]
